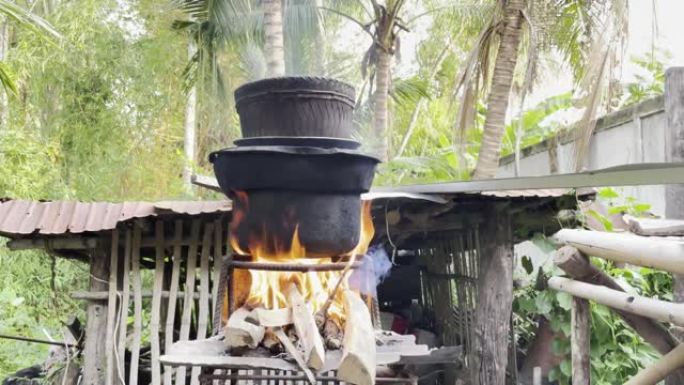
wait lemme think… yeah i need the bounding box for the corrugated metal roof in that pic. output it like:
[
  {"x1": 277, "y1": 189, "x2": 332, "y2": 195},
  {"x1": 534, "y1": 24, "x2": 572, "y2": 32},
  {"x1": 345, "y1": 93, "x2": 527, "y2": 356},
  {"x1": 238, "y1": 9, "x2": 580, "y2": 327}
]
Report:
[
  {"x1": 0, "y1": 200, "x2": 231, "y2": 236},
  {"x1": 480, "y1": 188, "x2": 575, "y2": 198}
]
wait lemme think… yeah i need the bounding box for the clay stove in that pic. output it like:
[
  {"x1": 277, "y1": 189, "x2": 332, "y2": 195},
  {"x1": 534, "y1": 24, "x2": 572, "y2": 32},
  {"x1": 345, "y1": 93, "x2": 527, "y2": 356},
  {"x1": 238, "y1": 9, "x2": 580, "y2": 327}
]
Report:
[{"x1": 163, "y1": 77, "x2": 453, "y2": 385}]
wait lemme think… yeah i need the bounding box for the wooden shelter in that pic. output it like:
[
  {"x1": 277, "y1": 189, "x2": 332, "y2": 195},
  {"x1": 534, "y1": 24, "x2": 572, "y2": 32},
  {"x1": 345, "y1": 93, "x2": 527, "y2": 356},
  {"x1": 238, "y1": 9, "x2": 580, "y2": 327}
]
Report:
[{"x1": 0, "y1": 188, "x2": 579, "y2": 385}]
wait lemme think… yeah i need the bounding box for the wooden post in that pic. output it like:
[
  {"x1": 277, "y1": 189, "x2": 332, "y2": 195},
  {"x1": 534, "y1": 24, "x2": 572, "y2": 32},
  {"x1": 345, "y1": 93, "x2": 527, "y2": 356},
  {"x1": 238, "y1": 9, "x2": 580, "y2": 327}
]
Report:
[
  {"x1": 82, "y1": 239, "x2": 110, "y2": 385},
  {"x1": 571, "y1": 297, "x2": 590, "y2": 385},
  {"x1": 664, "y1": 67, "x2": 684, "y2": 222},
  {"x1": 470, "y1": 208, "x2": 513, "y2": 385},
  {"x1": 665, "y1": 66, "x2": 684, "y2": 385}
]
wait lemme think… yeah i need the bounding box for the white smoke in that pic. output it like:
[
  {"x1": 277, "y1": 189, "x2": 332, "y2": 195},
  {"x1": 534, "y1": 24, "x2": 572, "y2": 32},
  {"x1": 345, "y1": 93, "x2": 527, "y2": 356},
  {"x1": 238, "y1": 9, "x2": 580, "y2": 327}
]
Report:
[{"x1": 348, "y1": 245, "x2": 393, "y2": 297}]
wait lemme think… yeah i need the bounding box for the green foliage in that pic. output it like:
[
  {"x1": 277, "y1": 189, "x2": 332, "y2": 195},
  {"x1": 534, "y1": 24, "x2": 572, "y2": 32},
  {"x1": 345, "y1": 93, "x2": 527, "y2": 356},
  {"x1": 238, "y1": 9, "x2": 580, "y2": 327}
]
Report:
[
  {"x1": 620, "y1": 50, "x2": 668, "y2": 107},
  {"x1": 515, "y1": 190, "x2": 667, "y2": 385},
  {"x1": 515, "y1": 264, "x2": 662, "y2": 385},
  {"x1": 0, "y1": 246, "x2": 87, "y2": 377}
]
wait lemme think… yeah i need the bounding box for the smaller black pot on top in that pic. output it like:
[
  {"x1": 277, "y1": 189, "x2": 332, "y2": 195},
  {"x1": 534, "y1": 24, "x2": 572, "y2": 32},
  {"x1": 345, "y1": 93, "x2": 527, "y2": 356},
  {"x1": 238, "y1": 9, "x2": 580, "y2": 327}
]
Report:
[{"x1": 234, "y1": 77, "x2": 356, "y2": 139}]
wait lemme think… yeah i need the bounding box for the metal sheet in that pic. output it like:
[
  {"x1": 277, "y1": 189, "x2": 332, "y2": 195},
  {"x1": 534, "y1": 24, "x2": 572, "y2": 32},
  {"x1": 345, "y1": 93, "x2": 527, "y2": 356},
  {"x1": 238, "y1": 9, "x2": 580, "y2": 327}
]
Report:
[
  {"x1": 371, "y1": 162, "x2": 684, "y2": 194},
  {"x1": 0, "y1": 200, "x2": 230, "y2": 236}
]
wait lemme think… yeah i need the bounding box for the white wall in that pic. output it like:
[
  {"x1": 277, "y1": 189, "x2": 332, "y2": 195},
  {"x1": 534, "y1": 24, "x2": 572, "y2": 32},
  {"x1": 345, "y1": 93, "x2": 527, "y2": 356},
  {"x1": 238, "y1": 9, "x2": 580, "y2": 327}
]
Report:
[{"x1": 498, "y1": 98, "x2": 669, "y2": 215}]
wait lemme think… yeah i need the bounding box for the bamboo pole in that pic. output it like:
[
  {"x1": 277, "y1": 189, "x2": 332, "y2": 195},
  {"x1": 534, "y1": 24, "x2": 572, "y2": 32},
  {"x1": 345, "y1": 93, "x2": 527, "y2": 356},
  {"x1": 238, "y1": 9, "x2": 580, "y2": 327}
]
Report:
[
  {"x1": 624, "y1": 344, "x2": 684, "y2": 385},
  {"x1": 176, "y1": 220, "x2": 201, "y2": 385},
  {"x1": 117, "y1": 229, "x2": 132, "y2": 382},
  {"x1": 105, "y1": 230, "x2": 119, "y2": 385},
  {"x1": 150, "y1": 221, "x2": 166, "y2": 385},
  {"x1": 129, "y1": 226, "x2": 143, "y2": 385},
  {"x1": 190, "y1": 223, "x2": 213, "y2": 385},
  {"x1": 163, "y1": 220, "x2": 183, "y2": 385},
  {"x1": 552, "y1": 229, "x2": 684, "y2": 274},
  {"x1": 548, "y1": 277, "x2": 684, "y2": 326}
]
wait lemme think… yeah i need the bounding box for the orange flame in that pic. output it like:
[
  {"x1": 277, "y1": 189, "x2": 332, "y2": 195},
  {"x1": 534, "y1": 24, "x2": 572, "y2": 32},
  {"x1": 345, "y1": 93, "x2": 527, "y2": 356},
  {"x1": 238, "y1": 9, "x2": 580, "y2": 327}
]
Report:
[{"x1": 228, "y1": 193, "x2": 374, "y2": 326}]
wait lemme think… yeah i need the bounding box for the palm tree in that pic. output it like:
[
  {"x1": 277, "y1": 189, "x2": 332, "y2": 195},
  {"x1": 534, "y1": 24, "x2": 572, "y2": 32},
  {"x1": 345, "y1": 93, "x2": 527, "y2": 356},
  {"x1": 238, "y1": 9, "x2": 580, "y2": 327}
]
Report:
[
  {"x1": 174, "y1": 0, "x2": 325, "y2": 189},
  {"x1": 323, "y1": 0, "x2": 410, "y2": 161},
  {"x1": 263, "y1": 0, "x2": 285, "y2": 76},
  {"x1": 454, "y1": 0, "x2": 628, "y2": 179}
]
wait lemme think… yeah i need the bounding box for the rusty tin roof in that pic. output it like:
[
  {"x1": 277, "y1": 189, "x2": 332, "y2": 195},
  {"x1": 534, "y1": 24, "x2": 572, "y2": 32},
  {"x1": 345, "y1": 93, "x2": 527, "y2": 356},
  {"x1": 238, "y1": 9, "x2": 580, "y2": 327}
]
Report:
[{"x1": 0, "y1": 199, "x2": 231, "y2": 236}]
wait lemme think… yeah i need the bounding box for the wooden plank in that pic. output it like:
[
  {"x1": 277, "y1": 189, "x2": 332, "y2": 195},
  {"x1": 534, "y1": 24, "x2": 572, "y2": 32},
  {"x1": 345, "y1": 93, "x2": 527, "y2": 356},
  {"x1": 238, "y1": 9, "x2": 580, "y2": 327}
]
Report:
[
  {"x1": 287, "y1": 284, "x2": 325, "y2": 370},
  {"x1": 337, "y1": 290, "x2": 375, "y2": 385},
  {"x1": 212, "y1": 218, "x2": 223, "y2": 324},
  {"x1": 151, "y1": 221, "x2": 166, "y2": 385},
  {"x1": 190, "y1": 223, "x2": 214, "y2": 385},
  {"x1": 176, "y1": 219, "x2": 201, "y2": 385},
  {"x1": 82, "y1": 242, "x2": 110, "y2": 385},
  {"x1": 105, "y1": 230, "x2": 119, "y2": 385},
  {"x1": 553, "y1": 229, "x2": 684, "y2": 274},
  {"x1": 548, "y1": 276, "x2": 684, "y2": 326},
  {"x1": 6, "y1": 236, "x2": 98, "y2": 251},
  {"x1": 626, "y1": 216, "x2": 684, "y2": 237},
  {"x1": 117, "y1": 229, "x2": 132, "y2": 383},
  {"x1": 72, "y1": 290, "x2": 201, "y2": 301},
  {"x1": 129, "y1": 225, "x2": 143, "y2": 385},
  {"x1": 164, "y1": 220, "x2": 184, "y2": 385},
  {"x1": 571, "y1": 298, "x2": 590, "y2": 385}
]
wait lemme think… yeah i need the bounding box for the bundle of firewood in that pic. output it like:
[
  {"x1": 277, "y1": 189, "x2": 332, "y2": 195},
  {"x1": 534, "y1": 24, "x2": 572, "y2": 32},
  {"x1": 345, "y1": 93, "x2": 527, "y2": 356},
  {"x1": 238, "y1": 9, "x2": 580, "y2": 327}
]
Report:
[{"x1": 224, "y1": 283, "x2": 376, "y2": 385}]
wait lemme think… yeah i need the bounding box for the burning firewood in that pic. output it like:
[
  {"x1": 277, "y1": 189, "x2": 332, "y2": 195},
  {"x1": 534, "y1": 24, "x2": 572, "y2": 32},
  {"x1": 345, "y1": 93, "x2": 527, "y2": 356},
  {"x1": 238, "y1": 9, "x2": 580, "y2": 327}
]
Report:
[
  {"x1": 262, "y1": 328, "x2": 284, "y2": 354},
  {"x1": 337, "y1": 290, "x2": 376, "y2": 385},
  {"x1": 256, "y1": 307, "x2": 293, "y2": 327},
  {"x1": 287, "y1": 283, "x2": 326, "y2": 370},
  {"x1": 323, "y1": 319, "x2": 343, "y2": 350},
  {"x1": 274, "y1": 327, "x2": 317, "y2": 385},
  {"x1": 223, "y1": 307, "x2": 265, "y2": 350}
]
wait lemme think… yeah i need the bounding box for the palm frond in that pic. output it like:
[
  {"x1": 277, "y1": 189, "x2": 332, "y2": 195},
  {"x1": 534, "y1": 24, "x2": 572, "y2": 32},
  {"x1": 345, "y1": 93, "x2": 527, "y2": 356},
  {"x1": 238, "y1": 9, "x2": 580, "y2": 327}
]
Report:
[
  {"x1": 0, "y1": 0, "x2": 61, "y2": 42},
  {"x1": 0, "y1": 60, "x2": 17, "y2": 95},
  {"x1": 390, "y1": 76, "x2": 430, "y2": 108}
]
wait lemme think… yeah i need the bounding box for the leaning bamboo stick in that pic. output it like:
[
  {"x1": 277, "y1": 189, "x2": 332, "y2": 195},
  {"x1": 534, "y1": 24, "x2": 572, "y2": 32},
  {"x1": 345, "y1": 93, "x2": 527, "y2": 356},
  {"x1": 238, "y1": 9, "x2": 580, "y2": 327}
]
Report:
[
  {"x1": 552, "y1": 229, "x2": 684, "y2": 274},
  {"x1": 190, "y1": 223, "x2": 213, "y2": 385},
  {"x1": 163, "y1": 220, "x2": 183, "y2": 385},
  {"x1": 117, "y1": 229, "x2": 132, "y2": 382},
  {"x1": 624, "y1": 344, "x2": 684, "y2": 385},
  {"x1": 548, "y1": 277, "x2": 684, "y2": 326},
  {"x1": 150, "y1": 221, "x2": 166, "y2": 385},
  {"x1": 176, "y1": 220, "x2": 201, "y2": 385},
  {"x1": 211, "y1": 218, "x2": 223, "y2": 329}
]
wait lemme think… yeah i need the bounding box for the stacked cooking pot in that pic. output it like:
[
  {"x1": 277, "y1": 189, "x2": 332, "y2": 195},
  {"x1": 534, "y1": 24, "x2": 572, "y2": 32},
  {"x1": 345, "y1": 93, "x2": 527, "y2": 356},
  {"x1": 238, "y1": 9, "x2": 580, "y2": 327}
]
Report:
[{"x1": 210, "y1": 77, "x2": 379, "y2": 256}]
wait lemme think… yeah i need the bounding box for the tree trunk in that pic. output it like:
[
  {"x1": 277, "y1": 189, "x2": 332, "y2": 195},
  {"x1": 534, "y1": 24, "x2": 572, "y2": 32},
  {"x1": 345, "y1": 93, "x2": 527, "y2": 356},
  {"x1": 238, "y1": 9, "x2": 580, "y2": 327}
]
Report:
[
  {"x1": 263, "y1": 0, "x2": 285, "y2": 77},
  {"x1": 373, "y1": 47, "x2": 391, "y2": 162},
  {"x1": 183, "y1": 40, "x2": 197, "y2": 192},
  {"x1": 470, "y1": 208, "x2": 513, "y2": 384},
  {"x1": 472, "y1": 0, "x2": 526, "y2": 180}
]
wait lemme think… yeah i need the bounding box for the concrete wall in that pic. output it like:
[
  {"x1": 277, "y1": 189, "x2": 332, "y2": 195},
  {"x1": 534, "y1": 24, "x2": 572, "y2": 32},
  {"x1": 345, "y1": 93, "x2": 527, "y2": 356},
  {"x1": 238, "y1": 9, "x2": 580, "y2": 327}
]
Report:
[{"x1": 497, "y1": 96, "x2": 669, "y2": 215}]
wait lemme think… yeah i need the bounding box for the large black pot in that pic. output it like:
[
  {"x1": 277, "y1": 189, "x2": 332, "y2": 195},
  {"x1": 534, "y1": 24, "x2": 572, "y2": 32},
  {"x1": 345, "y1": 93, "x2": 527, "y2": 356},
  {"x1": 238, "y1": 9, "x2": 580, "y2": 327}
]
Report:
[
  {"x1": 209, "y1": 146, "x2": 379, "y2": 193},
  {"x1": 234, "y1": 77, "x2": 355, "y2": 139},
  {"x1": 229, "y1": 190, "x2": 361, "y2": 256},
  {"x1": 210, "y1": 145, "x2": 378, "y2": 255}
]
